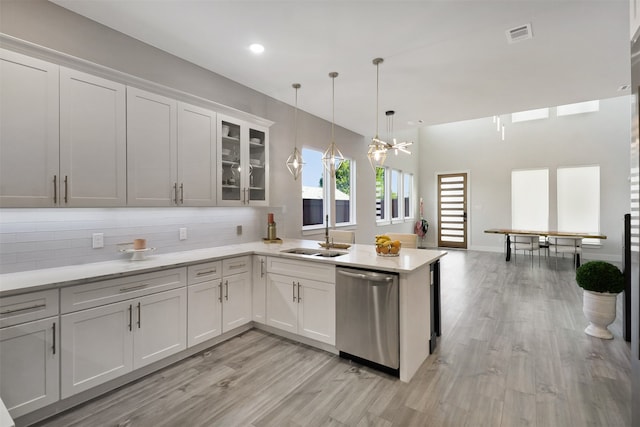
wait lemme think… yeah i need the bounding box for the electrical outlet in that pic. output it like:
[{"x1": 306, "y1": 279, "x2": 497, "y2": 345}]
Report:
[
  {"x1": 179, "y1": 227, "x2": 187, "y2": 241},
  {"x1": 92, "y1": 233, "x2": 104, "y2": 249},
  {"x1": 237, "y1": 225, "x2": 242, "y2": 235}
]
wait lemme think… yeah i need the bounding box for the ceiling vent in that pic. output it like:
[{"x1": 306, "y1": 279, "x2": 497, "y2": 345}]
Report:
[{"x1": 506, "y1": 23, "x2": 533, "y2": 44}]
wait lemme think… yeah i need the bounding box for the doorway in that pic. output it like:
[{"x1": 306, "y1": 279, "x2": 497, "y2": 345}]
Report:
[{"x1": 437, "y1": 172, "x2": 467, "y2": 249}]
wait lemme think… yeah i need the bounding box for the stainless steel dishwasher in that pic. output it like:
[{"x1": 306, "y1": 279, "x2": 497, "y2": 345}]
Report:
[{"x1": 336, "y1": 267, "x2": 399, "y2": 373}]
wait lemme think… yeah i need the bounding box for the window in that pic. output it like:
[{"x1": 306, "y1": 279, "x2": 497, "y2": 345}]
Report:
[
  {"x1": 511, "y1": 168, "x2": 549, "y2": 230},
  {"x1": 404, "y1": 173, "x2": 413, "y2": 220},
  {"x1": 511, "y1": 108, "x2": 549, "y2": 123},
  {"x1": 302, "y1": 148, "x2": 355, "y2": 229},
  {"x1": 375, "y1": 167, "x2": 386, "y2": 221},
  {"x1": 376, "y1": 167, "x2": 414, "y2": 225},
  {"x1": 557, "y1": 100, "x2": 599, "y2": 116},
  {"x1": 391, "y1": 169, "x2": 400, "y2": 220},
  {"x1": 557, "y1": 165, "x2": 600, "y2": 243}
]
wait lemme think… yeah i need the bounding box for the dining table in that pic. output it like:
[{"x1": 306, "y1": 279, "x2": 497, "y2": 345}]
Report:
[{"x1": 484, "y1": 228, "x2": 607, "y2": 264}]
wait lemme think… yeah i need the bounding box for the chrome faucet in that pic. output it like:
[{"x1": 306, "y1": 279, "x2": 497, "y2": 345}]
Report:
[{"x1": 325, "y1": 214, "x2": 331, "y2": 248}]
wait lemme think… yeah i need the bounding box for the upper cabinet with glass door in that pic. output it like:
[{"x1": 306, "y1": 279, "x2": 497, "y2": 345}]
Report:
[{"x1": 217, "y1": 115, "x2": 269, "y2": 206}]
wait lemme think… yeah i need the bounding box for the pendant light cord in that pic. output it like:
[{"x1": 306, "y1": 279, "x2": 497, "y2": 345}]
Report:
[{"x1": 331, "y1": 74, "x2": 335, "y2": 144}]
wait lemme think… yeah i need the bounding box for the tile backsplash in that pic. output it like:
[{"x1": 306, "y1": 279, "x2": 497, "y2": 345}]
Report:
[{"x1": 0, "y1": 207, "x2": 276, "y2": 273}]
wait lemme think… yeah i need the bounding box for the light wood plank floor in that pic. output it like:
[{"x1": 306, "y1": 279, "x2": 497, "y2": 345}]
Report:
[{"x1": 35, "y1": 250, "x2": 632, "y2": 427}]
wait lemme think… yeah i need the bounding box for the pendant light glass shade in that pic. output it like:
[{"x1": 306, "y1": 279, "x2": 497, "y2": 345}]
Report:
[
  {"x1": 322, "y1": 72, "x2": 344, "y2": 174},
  {"x1": 286, "y1": 83, "x2": 304, "y2": 180}
]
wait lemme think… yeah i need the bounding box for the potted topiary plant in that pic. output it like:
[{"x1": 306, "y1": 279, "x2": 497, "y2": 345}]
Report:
[{"x1": 575, "y1": 260, "x2": 624, "y2": 339}]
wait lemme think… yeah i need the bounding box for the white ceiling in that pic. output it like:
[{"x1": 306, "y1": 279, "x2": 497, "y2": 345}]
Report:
[{"x1": 51, "y1": 0, "x2": 630, "y2": 136}]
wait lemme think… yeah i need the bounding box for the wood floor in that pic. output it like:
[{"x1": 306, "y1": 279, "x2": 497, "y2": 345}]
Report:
[{"x1": 35, "y1": 250, "x2": 632, "y2": 427}]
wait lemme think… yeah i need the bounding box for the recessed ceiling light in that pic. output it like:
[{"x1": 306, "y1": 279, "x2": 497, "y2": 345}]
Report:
[{"x1": 249, "y1": 43, "x2": 265, "y2": 54}]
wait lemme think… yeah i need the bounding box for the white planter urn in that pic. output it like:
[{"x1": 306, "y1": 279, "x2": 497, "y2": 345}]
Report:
[{"x1": 582, "y1": 290, "x2": 617, "y2": 339}]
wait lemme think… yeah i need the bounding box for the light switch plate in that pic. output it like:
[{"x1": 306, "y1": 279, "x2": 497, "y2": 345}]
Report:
[
  {"x1": 179, "y1": 227, "x2": 187, "y2": 240},
  {"x1": 92, "y1": 233, "x2": 104, "y2": 249}
]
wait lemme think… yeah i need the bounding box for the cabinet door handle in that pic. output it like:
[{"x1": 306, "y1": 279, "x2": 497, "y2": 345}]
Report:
[
  {"x1": 53, "y1": 175, "x2": 57, "y2": 204},
  {"x1": 196, "y1": 269, "x2": 217, "y2": 276},
  {"x1": 128, "y1": 304, "x2": 133, "y2": 331},
  {"x1": 260, "y1": 259, "x2": 265, "y2": 278},
  {"x1": 218, "y1": 281, "x2": 223, "y2": 303},
  {"x1": 180, "y1": 183, "x2": 184, "y2": 204},
  {"x1": 292, "y1": 281, "x2": 296, "y2": 302},
  {"x1": 64, "y1": 175, "x2": 69, "y2": 204},
  {"x1": 225, "y1": 280, "x2": 229, "y2": 301},
  {"x1": 137, "y1": 302, "x2": 141, "y2": 328},
  {"x1": 297, "y1": 282, "x2": 301, "y2": 303},
  {"x1": 52, "y1": 322, "x2": 56, "y2": 355},
  {"x1": 0, "y1": 303, "x2": 46, "y2": 316},
  {"x1": 173, "y1": 183, "x2": 178, "y2": 204}
]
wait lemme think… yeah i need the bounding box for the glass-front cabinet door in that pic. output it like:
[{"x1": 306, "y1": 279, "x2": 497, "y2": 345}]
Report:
[{"x1": 217, "y1": 115, "x2": 269, "y2": 206}]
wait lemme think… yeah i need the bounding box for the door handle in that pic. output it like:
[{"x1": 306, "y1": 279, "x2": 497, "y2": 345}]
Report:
[
  {"x1": 180, "y1": 183, "x2": 184, "y2": 204},
  {"x1": 297, "y1": 282, "x2": 301, "y2": 303},
  {"x1": 218, "y1": 281, "x2": 223, "y2": 302},
  {"x1": 137, "y1": 302, "x2": 141, "y2": 328},
  {"x1": 173, "y1": 183, "x2": 178, "y2": 204},
  {"x1": 260, "y1": 259, "x2": 265, "y2": 278},
  {"x1": 52, "y1": 322, "x2": 56, "y2": 355},
  {"x1": 292, "y1": 281, "x2": 296, "y2": 302},
  {"x1": 53, "y1": 175, "x2": 57, "y2": 204},
  {"x1": 64, "y1": 175, "x2": 69, "y2": 204},
  {"x1": 225, "y1": 280, "x2": 229, "y2": 301},
  {"x1": 128, "y1": 304, "x2": 133, "y2": 331}
]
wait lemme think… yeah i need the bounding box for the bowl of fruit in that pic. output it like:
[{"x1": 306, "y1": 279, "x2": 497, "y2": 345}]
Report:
[{"x1": 375, "y1": 235, "x2": 401, "y2": 257}]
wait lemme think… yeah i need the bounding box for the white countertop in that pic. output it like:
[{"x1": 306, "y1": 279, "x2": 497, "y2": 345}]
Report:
[{"x1": 0, "y1": 239, "x2": 447, "y2": 296}]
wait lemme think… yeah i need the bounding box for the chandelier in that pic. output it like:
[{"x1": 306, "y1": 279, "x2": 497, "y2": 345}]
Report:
[
  {"x1": 321, "y1": 72, "x2": 344, "y2": 174},
  {"x1": 286, "y1": 83, "x2": 304, "y2": 179}
]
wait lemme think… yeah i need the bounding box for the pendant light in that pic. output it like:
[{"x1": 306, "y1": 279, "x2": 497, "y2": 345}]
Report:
[
  {"x1": 286, "y1": 83, "x2": 304, "y2": 180},
  {"x1": 368, "y1": 58, "x2": 387, "y2": 170},
  {"x1": 321, "y1": 72, "x2": 344, "y2": 174},
  {"x1": 367, "y1": 57, "x2": 412, "y2": 170}
]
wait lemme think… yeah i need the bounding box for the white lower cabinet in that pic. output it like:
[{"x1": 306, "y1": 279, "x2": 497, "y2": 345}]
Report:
[
  {"x1": 61, "y1": 287, "x2": 186, "y2": 398},
  {"x1": 187, "y1": 257, "x2": 251, "y2": 348},
  {"x1": 266, "y1": 258, "x2": 335, "y2": 345},
  {"x1": 0, "y1": 316, "x2": 59, "y2": 418}
]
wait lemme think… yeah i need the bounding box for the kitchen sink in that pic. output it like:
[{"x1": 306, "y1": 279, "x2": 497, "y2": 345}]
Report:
[{"x1": 280, "y1": 248, "x2": 348, "y2": 258}]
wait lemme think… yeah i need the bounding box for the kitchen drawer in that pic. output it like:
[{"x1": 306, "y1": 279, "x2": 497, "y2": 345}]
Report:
[
  {"x1": 61, "y1": 268, "x2": 186, "y2": 313},
  {"x1": 0, "y1": 289, "x2": 59, "y2": 328},
  {"x1": 266, "y1": 257, "x2": 335, "y2": 283},
  {"x1": 187, "y1": 261, "x2": 222, "y2": 285},
  {"x1": 222, "y1": 256, "x2": 250, "y2": 276}
]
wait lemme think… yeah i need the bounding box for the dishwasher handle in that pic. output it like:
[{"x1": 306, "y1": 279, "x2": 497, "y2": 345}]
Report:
[{"x1": 337, "y1": 269, "x2": 395, "y2": 283}]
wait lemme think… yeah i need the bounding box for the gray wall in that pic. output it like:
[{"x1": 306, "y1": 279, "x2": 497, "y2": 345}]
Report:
[{"x1": 419, "y1": 96, "x2": 630, "y2": 261}]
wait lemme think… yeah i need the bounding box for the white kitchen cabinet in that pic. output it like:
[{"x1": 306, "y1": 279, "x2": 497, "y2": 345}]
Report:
[
  {"x1": 60, "y1": 67, "x2": 127, "y2": 207},
  {"x1": 128, "y1": 87, "x2": 218, "y2": 207},
  {"x1": 126, "y1": 87, "x2": 178, "y2": 206},
  {"x1": 252, "y1": 255, "x2": 267, "y2": 324},
  {"x1": 177, "y1": 102, "x2": 217, "y2": 206},
  {"x1": 187, "y1": 261, "x2": 222, "y2": 347},
  {"x1": 265, "y1": 258, "x2": 335, "y2": 345},
  {"x1": 221, "y1": 257, "x2": 252, "y2": 333},
  {"x1": 217, "y1": 114, "x2": 269, "y2": 206},
  {"x1": 0, "y1": 289, "x2": 60, "y2": 418},
  {"x1": 0, "y1": 49, "x2": 59, "y2": 207},
  {"x1": 186, "y1": 257, "x2": 251, "y2": 347},
  {"x1": 0, "y1": 317, "x2": 59, "y2": 418},
  {"x1": 60, "y1": 268, "x2": 187, "y2": 399}
]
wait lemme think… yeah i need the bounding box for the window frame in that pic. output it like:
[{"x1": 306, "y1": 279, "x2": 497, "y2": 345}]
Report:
[{"x1": 376, "y1": 166, "x2": 414, "y2": 226}]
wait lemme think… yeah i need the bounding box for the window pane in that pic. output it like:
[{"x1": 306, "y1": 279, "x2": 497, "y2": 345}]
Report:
[
  {"x1": 376, "y1": 167, "x2": 385, "y2": 220},
  {"x1": 302, "y1": 148, "x2": 324, "y2": 226},
  {"x1": 404, "y1": 173, "x2": 413, "y2": 219},
  {"x1": 335, "y1": 159, "x2": 351, "y2": 224},
  {"x1": 511, "y1": 169, "x2": 549, "y2": 230},
  {"x1": 557, "y1": 166, "x2": 600, "y2": 236},
  {"x1": 391, "y1": 169, "x2": 400, "y2": 219}
]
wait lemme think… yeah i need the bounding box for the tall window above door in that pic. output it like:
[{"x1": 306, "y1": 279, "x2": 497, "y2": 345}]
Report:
[{"x1": 302, "y1": 148, "x2": 355, "y2": 229}]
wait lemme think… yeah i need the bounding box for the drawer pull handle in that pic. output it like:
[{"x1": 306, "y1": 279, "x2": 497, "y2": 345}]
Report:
[
  {"x1": 0, "y1": 303, "x2": 47, "y2": 316},
  {"x1": 196, "y1": 269, "x2": 217, "y2": 276},
  {"x1": 228, "y1": 263, "x2": 245, "y2": 270},
  {"x1": 119, "y1": 284, "x2": 149, "y2": 293},
  {"x1": 52, "y1": 322, "x2": 56, "y2": 355}
]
